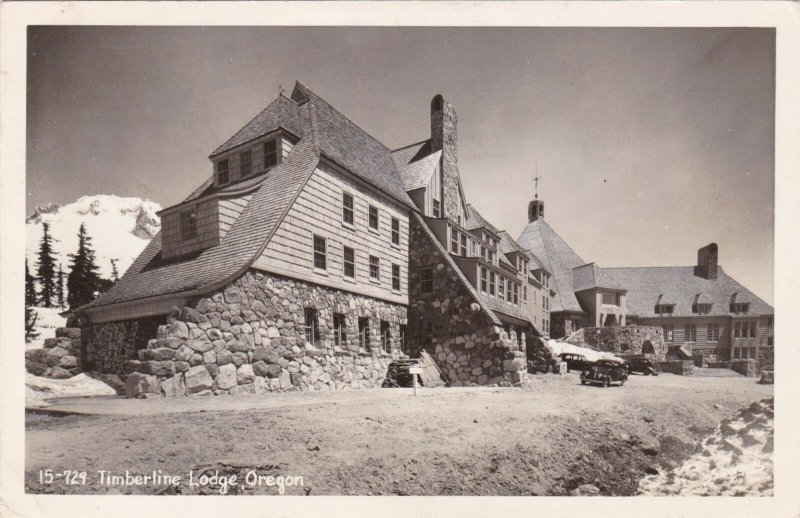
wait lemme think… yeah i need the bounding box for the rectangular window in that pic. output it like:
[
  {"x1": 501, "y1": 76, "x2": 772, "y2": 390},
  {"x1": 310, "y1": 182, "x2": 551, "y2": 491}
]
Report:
[
  {"x1": 523, "y1": 286, "x2": 528, "y2": 307},
  {"x1": 400, "y1": 325, "x2": 408, "y2": 354},
  {"x1": 684, "y1": 323, "x2": 697, "y2": 343},
  {"x1": 768, "y1": 316, "x2": 773, "y2": 327},
  {"x1": 706, "y1": 323, "x2": 720, "y2": 343},
  {"x1": 343, "y1": 246, "x2": 355, "y2": 278},
  {"x1": 421, "y1": 319, "x2": 433, "y2": 346},
  {"x1": 333, "y1": 313, "x2": 345, "y2": 347},
  {"x1": 392, "y1": 264, "x2": 401, "y2": 291},
  {"x1": 263, "y1": 139, "x2": 277, "y2": 169},
  {"x1": 750, "y1": 321, "x2": 757, "y2": 338},
  {"x1": 368, "y1": 205, "x2": 379, "y2": 231},
  {"x1": 498, "y1": 277, "x2": 505, "y2": 301},
  {"x1": 693, "y1": 303, "x2": 712, "y2": 314},
  {"x1": 656, "y1": 304, "x2": 675, "y2": 314},
  {"x1": 450, "y1": 228, "x2": 459, "y2": 253},
  {"x1": 663, "y1": 324, "x2": 674, "y2": 343},
  {"x1": 342, "y1": 192, "x2": 354, "y2": 226},
  {"x1": 432, "y1": 199, "x2": 441, "y2": 218},
  {"x1": 217, "y1": 159, "x2": 230, "y2": 185},
  {"x1": 768, "y1": 336, "x2": 773, "y2": 346},
  {"x1": 513, "y1": 283, "x2": 519, "y2": 305},
  {"x1": 391, "y1": 218, "x2": 400, "y2": 246},
  {"x1": 358, "y1": 318, "x2": 370, "y2": 352},
  {"x1": 369, "y1": 255, "x2": 380, "y2": 280},
  {"x1": 180, "y1": 209, "x2": 197, "y2": 242},
  {"x1": 420, "y1": 267, "x2": 434, "y2": 294},
  {"x1": 734, "y1": 321, "x2": 741, "y2": 339},
  {"x1": 480, "y1": 267, "x2": 488, "y2": 293},
  {"x1": 313, "y1": 235, "x2": 327, "y2": 270},
  {"x1": 489, "y1": 271, "x2": 496, "y2": 296},
  {"x1": 460, "y1": 233, "x2": 467, "y2": 256},
  {"x1": 304, "y1": 308, "x2": 318, "y2": 345},
  {"x1": 239, "y1": 149, "x2": 252, "y2": 178},
  {"x1": 381, "y1": 321, "x2": 391, "y2": 353}
]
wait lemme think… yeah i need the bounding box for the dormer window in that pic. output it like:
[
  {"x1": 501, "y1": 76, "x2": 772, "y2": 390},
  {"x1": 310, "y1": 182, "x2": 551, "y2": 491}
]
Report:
[
  {"x1": 730, "y1": 302, "x2": 750, "y2": 313},
  {"x1": 263, "y1": 139, "x2": 277, "y2": 169},
  {"x1": 432, "y1": 199, "x2": 441, "y2": 218},
  {"x1": 692, "y1": 303, "x2": 712, "y2": 314},
  {"x1": 240, "y1": 149, "x2": 252, "y2": 178},
  {"x1": 655, "y1": 304, "x2": 674, "y2": 315},
  {"x1": 180, "y1": 208, "x2": 197, "y2": 242},
  {"x1": 217, "y1": 159, "x2": 230, "y2": 185}
]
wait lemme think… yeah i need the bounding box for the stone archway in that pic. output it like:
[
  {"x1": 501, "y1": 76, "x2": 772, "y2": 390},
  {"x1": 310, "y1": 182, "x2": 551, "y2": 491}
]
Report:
[{"x1": 642, "y1": 340, "x2": 655, "y2": 356}]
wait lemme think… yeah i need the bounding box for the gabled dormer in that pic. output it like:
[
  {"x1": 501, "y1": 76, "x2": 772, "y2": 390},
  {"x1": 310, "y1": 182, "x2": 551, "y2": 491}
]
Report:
[{"x1": 211, "y1": 129, "x2": 299, "y2": 189}]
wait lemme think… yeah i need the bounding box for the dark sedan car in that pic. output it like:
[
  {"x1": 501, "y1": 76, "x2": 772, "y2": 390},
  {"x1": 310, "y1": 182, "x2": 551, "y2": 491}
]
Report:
[
  {"x1": 580, "y1": 359, "x2": 628, "y2": 387},
  {"x1": 626, "y1": 356, "x2": 661, "y2": 376},
  {"x1": 558, "y1": 353, "x2": 593, "y2": 373}
]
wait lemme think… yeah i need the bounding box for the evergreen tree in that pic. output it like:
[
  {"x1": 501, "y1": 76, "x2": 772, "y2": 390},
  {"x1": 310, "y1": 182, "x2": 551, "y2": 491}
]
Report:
[
  {"x1": 35, "y1": 222, "x2": 58, "y2": 307},
  {"x1": 67, "y1": 223, "x2": 102, "y2": 308},
  {"x1": 110, "y1": 258, "x2": 120, "y2": 283},
  {"x1": 25, "y1": 305, "x2": 39, "y2": 343},
  {"x1": 25, "y1": 260, "x2": 37, "y2": 306},
  {"x1": 56, "y1": 263, "x2": 66, "y2": 308}
]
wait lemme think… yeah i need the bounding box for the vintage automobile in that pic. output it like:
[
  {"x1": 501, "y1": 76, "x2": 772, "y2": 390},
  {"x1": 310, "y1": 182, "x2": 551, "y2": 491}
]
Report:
[
  {"x1": 558, "y1": 353, "x2": 593, "y2": 373},
  {"x1": 626, "y1": 356, "x2": 662, "y2": 376},
  {"x1": 580, "y1": 359, "x2": 629, "y2": 387}
]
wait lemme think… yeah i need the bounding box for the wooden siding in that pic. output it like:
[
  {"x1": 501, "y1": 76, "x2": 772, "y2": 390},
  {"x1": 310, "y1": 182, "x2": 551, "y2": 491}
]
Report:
[
  {"x1": 160, "y1": 198, "x2": 220, "y2": 259},
  {"x1": 253, "y1": 163, "x2": 410, "y2": 305},
  {"x1": 218, "y1": 194, "x2": 253, "y2": 238}
]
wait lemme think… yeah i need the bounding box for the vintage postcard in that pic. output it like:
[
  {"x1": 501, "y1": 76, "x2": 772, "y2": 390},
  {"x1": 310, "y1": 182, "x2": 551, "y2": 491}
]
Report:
[{"x1": 1, "y1": 2, "x2": 799, "y2": 517}]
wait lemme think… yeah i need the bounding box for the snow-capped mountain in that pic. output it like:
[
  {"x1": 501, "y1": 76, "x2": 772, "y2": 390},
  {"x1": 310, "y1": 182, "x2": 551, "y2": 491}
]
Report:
[{"x1": 26, "y1": 195, "x2": 161, "y2": 280}]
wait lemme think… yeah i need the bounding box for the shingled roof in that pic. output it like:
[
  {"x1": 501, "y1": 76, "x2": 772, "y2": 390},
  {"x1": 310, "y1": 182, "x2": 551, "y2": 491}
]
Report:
[
  {"x1": 79, "y1": 81, "x2": 415, "y2": 312},
  {"x1": 466, "y1": 205, "x2": 500, "y2": 236},
  {"x1": 599, "y1": 266, "x2": 774, "y2": 318},
  {"x1": 517, "y1": 218, "x2": 586, "y2": 313},
  {"x1": 391, "y1": 140, "x2": 441, "y2": 192}
]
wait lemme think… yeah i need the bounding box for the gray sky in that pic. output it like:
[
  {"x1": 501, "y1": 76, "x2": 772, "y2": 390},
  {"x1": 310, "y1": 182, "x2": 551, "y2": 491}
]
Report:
[{"x1": 27, "y1": 26, "x2": 775, "y2": 303}]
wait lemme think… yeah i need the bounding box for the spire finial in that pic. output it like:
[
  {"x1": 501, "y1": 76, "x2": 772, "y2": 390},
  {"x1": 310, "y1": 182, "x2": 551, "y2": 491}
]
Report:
[
  {"x1": 279, "y1": 84, "x2": 285, "y2": 96},
  {"x1": 534, "y1": 158, "x2": 539, "y2": 200}
]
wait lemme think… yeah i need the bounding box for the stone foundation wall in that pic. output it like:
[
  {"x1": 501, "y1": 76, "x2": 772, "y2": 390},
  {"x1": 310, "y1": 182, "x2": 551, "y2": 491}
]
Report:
[
  {"x1": 25, "y1": 325, "x2": 83, "y2": 379},
  {"x1": 566, "y1": 325, "x2": 667, "y2": 361},
  {"x1": 85, "y1": 316, "x2": 165, "y2": 376},
  {"x1": 659, "y1": 360, "x2": 694, "y2": 376},
  {"x1": 408, "y1": 216, "x2": 527, "y2": 387},
  {"x1": 119, "y1": 270, "x2": 407, "y2": 397}
]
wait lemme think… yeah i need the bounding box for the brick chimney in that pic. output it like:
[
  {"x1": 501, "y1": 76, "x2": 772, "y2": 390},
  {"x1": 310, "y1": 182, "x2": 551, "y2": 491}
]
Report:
[
  {"x1": 430, "y1": 94, "x2": 461, "y2": 223},
  {"x1": 694, "y1": 243, "x2": 718, "y2": 279}
]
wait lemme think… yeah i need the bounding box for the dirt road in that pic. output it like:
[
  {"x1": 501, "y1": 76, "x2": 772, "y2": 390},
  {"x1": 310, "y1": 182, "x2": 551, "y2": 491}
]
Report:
[{"x1": 25, "y1": 373, "x2": 772, "y2": 496}]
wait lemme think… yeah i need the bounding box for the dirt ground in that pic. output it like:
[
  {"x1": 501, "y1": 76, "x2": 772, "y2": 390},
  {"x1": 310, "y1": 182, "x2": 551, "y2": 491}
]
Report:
[{"x1": 25, "y1": 372, "x2": 773, "y2": 496}]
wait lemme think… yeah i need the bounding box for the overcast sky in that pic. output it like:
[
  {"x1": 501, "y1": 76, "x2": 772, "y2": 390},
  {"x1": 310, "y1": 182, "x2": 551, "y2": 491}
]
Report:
[{"x1": 26, "y1": 26, "x2": 774, "y2": 303}]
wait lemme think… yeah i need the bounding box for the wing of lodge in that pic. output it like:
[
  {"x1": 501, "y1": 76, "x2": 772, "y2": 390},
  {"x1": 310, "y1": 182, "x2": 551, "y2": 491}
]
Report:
[{"x1": 68, "y1": 82, "x2": 773, "y2": 394}]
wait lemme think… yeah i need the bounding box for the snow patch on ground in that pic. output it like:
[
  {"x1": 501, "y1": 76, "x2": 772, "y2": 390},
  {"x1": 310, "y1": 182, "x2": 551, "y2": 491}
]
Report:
[
  {"x1": 546, "y1": 339, "x2": 623, "y2": 362},
  {"x1": 26, "y1": 194, "x2": 161, "y2": 279},
  {"x1": 638, "y1": 398, "x2": 774, "y2": 496},
  {"x1": 26, "y1": 373, "x2": 119, "y2": 408}
]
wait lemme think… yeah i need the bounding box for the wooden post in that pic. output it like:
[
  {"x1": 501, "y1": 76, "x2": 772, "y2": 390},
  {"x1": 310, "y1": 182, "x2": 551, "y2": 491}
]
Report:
[{"x1": 409, "y1": 367, "x2": 423, "y2": 397}]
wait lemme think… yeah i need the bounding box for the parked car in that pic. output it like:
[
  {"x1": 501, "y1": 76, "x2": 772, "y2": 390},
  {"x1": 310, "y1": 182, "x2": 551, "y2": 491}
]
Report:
[
  {"x1": 626, "y1": 356, "x2": 661, "y2": 376},
  {"x1": 580, "y1": 359, "x2": 628, "y2": 387},
  {"x1": 558, "y1": 353, "x2": 593, "y2": 373}
]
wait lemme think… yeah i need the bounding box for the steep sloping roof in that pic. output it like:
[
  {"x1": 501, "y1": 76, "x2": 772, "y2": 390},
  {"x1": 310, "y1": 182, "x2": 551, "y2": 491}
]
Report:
[
  {"x1": 497, "y1": 231, "x2": 527, "y2": 256},
  {"x1": 466, "y1": 205, "x2": 500, "y2": 235},
  {"x1": 82, "y1": 82, "x2": 421, "y2": 312},
  {"x1": 292, "y1": 83, "x2": 415, "y2": 209},
  {"x1": 210, "y1": 94, "x2": 306, "y2": 157},
  {"x1": 517, "y1": 218, "x2": 585, "y2": 313},
  {"x1": 391, "y1": 140, "x2": 441, "y2": 192},
  {"x1": 600, "y1": 266, "x2": 773, "y2": 318}
]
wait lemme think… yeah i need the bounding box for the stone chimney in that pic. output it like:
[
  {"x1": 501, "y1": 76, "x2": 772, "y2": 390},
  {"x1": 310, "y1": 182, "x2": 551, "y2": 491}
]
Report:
[
  {"x1": 430, "y1": 94, "x2": 461, "y2": 223},
  {"x1": 694, "y1": 243, "x2": 718, "y2": 279},
  {"x1": 528, "y1": 199, "x2": 545, "y2": 222}
]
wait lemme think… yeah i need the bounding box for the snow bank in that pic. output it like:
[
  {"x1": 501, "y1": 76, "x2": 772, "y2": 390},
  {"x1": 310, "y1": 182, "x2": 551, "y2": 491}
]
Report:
[
  {"x1": 638, "y1": 398, "x2": 774, "y2": 496},
  {"x1": 545, "y1": 339, "x2": 622, "y2": 362},
  {"x1": 26, "y1": 373, "x2": 119, "y2": 408},
  {"x1": 26, "y1": 194, "x2": 161, "y2": 280}
]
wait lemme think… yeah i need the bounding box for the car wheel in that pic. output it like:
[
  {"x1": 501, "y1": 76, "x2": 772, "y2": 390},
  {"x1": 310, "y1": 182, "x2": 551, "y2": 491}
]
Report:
[
  {"x1": 602, "y1": 378, "x2": 609, "y2": 388},
  {"x1": 644, "y1": 370, "x2": 651, "y2": 376},
  {"x1": 580, "y1": 379, "x2": 586, "y2": 385}
]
